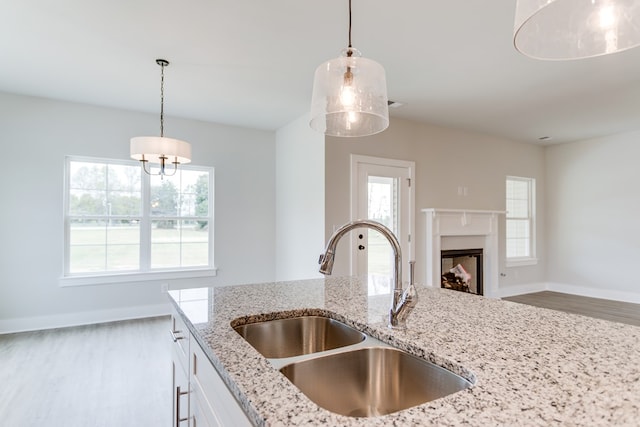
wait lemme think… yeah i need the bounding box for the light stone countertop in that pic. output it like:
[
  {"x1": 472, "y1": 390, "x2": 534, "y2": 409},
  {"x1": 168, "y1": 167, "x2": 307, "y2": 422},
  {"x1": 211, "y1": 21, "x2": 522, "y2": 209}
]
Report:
[{"x1": 168, "y1": 277, "x2": 640, "y2": 426}]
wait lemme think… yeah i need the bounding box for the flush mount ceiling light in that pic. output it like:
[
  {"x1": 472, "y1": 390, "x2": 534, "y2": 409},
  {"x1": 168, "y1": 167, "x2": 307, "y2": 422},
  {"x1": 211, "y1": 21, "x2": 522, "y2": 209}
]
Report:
[
  {"x1": 130, "y1": 59, "x2": 191, "y2": 177},
  {"x1": 309, "y1": 0, "x2": 389, "y2": 137},
  {"x1": 514, "y1": 0, "x2": 640, "y2": 60}
]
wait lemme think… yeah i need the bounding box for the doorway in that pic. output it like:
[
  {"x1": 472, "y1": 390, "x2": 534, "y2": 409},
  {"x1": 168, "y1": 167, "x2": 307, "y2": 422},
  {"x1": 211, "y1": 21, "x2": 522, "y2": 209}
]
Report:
[{"x1": 350, "y1": 155, "x2": 415, "y2": 292}]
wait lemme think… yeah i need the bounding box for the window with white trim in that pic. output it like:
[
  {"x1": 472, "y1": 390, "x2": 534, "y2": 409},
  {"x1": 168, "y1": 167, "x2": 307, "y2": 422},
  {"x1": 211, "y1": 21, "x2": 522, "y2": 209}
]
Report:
[
  {"x1": 505, "y1": 176, "x2": 536, "y2": 266},
  {"x1": 64, "y1": 156, "x2": 214, "y2": 280}
]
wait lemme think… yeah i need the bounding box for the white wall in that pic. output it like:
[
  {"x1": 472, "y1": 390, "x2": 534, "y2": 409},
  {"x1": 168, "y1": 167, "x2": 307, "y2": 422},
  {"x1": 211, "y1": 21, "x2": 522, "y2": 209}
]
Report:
[
  {"x1": 546, "y1": 130, "x2": 640, "y2": 302},
  {"x1": 324, "y1": 118, "x2": 547, "y2": 292},
  {"x1": 275, "y1": 114, "x2": 325, "y2": 281},
  {"x1": 0, "y1": 92, "x2": 276, "y2": 332}
]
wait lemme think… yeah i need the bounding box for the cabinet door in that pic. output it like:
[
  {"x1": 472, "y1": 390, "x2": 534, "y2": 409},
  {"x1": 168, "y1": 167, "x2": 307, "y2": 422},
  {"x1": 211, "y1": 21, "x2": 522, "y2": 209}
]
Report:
[
  {"x1": 190, "y1": 391, "x2": 215, "y2": 427},
  {"x1": 190, "y1": 337, "x2": 252, "y2": 427}
]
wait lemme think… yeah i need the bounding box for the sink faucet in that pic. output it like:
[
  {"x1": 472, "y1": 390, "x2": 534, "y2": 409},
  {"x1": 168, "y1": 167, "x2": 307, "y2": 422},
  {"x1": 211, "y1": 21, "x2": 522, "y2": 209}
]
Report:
[{"x1": 318, "y1": 219, "x2": 418, "y2": 329}]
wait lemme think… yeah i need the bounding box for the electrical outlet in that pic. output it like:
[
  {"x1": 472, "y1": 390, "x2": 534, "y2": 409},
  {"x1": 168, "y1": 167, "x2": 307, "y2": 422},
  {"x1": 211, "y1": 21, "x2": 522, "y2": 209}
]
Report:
[{"x1": 160, "y1": 283, "x2": 169, "y2": 293}]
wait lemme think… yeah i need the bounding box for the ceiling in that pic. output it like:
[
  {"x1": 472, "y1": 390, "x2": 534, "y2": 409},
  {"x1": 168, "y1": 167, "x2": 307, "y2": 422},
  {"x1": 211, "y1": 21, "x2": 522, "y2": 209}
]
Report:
[{"x1": 3, "y1": 0, "x2": 640, "y2": 145}]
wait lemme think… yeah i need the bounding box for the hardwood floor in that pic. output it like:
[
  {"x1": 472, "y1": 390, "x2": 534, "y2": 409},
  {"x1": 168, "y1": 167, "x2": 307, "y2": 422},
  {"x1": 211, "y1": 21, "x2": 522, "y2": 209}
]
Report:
[
  {"x1": 0, "y1": 316, "x2": 171, "y2": 427},
  {"x1": 503, "y1": 291, "x2": 640, "y2": 327}
]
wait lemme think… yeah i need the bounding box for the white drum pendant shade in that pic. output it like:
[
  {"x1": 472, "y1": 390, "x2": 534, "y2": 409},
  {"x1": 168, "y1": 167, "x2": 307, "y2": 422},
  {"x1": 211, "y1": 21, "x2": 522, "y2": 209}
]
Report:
[
  {"x1": 130, "y1": 136, "x2": 191, "y2": 165},
  {"x1": 514, "y1": 0, "x2": 640, "y2": 60},
  {"x1": 310, "y1": 48, "x2": 389, "y2": 137}
]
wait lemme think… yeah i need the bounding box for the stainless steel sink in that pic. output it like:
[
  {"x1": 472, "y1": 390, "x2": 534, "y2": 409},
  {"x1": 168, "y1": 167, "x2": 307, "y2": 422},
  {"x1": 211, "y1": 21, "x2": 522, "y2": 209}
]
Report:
[
  {"x1": 233, "y1": 316, "x2": 365, "y2": 358},
  {"x1": 280, "y1": 347, "x2": 472, "y2": 417}
]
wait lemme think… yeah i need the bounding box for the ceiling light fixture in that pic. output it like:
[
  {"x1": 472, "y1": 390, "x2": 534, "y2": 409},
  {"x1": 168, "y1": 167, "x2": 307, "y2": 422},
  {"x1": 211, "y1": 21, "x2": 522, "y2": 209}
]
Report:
[
  {"x1": 514, "y1": 0, "x2": 640, "y2": 60},
  {"x1": 309, "y1": 0, "x2": 389, "y2": 137},
  {"x1": 130, "y1": 59, "x2": 191, "y2": 178}
]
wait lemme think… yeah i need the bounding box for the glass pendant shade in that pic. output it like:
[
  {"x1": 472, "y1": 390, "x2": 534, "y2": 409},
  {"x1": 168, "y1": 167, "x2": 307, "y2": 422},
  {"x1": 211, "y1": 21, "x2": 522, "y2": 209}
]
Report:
[
  {"x1": 514, "y1": 0, "x2": 640, "y2": 60},
  {"x1": 310, "y1": 48, "x2": 389, "y2": 137},
  {"x1": 130, "y1": 136, "x2": 191, "y2": 165}
]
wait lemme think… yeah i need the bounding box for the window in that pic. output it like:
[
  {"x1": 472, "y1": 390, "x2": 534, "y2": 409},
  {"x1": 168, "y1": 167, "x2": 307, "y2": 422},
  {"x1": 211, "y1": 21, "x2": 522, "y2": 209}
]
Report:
[
  {"x1": 63, "y1": 156, "x2": 214, "y2": 285},
  {"x1": 505, "y1": 176, "x2": 537, "y2": 266}
]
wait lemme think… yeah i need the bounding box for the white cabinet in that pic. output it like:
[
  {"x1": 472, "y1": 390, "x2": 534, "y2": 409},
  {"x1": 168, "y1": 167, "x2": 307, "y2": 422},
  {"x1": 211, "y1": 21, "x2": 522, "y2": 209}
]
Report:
[
  {"x1": 170, "y1": 306, "x2": 253, "y2": 427},
  {"x1": 171, "y1": 308, "x2": 191, "y2": 426}
]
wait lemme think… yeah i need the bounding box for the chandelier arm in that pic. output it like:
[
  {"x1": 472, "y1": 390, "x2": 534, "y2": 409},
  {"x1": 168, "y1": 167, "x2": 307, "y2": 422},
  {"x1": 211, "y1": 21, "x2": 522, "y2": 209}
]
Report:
[
  {"x1": 140, "y1": 159, "x2": 156, "y2": 176},
  {"x1": 163, "y1": 161, "x2": 179, "y2": 177}
]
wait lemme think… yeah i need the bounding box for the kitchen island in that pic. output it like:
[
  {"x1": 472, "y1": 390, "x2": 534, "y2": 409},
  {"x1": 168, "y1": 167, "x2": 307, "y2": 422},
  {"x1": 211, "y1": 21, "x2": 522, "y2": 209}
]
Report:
[{"x1": 169, "y1": 277, "x2": 640, "y2": 426}]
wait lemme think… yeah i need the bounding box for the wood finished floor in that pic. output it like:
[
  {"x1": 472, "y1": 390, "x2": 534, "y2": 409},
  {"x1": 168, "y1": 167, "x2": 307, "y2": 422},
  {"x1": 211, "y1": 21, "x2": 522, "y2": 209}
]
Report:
[
  {"x1": 0, "y1": 316, "x2": 171, "y2": 427},
  {"x1": 503, "y1": 291, "x2": 640, "y2": 327}
]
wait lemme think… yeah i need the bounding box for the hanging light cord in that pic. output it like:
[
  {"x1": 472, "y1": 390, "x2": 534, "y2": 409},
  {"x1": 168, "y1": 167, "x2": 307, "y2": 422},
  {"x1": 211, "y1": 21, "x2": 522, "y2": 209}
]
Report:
[
  {"x1": 347, "y1": 0, "x2": 353, "y2": 58},
  {"x1": 159, "y1": 61, "x2": 165, "y2": 138},
  {"x1": 348, "y1": 0, "x2": 352, "y2": 49},
  {"x1": 344, "y1": 0, "x2": 354, "y2": 81}
]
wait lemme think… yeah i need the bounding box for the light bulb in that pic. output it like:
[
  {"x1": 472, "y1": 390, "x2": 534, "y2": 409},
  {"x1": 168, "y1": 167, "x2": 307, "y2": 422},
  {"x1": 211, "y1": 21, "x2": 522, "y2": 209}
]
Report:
[
  {"x1": 339, "y1": 65, "x2": 356, "y2": 108},
  {"x1": 599, "y1": 4, "x2": 617, "y2": 30},
  {"x1": 594, "y1": 2, "x2": 620, "y2": 53},
  {"x1": 340, "y1": 84, "x2": 356, "y2": 107}
]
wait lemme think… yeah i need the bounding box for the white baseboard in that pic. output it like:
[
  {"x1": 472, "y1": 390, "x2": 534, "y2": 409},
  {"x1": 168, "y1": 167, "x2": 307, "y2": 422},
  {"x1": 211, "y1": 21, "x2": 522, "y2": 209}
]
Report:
[
  {"x1": 0, "y1": 303, "x2": 171, "y2": 335},
  {"x1": 496, "y1": 282, "x2": 548, "y2": 298},
  {"x1": 547, "y1": 282, "x2": 640, "y2": 304}
]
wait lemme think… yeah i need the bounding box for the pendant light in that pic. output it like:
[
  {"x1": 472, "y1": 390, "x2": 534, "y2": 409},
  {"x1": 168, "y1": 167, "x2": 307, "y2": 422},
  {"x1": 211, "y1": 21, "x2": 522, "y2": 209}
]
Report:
[
  {"x1": 130, "y1": 59, "x2": 191, "y2": 177},
  {"x1": 514, "y1": 0, "x2": 640, "y2": 60},
  {"x1": 309, "y1": 0, "x2": 389, "y2": 137}
]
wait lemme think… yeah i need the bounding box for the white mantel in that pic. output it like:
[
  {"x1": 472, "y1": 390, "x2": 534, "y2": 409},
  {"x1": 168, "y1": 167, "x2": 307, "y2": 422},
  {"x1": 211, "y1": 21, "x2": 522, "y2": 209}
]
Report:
[{"x1": 422, "y1": 209, "x2": 505, "y2": 298}]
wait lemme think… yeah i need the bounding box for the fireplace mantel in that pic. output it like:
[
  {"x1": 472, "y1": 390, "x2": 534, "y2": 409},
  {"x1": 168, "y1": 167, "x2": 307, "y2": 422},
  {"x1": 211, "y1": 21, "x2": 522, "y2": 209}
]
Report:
[{"x1": 422, "y1": 209, "x2": 505, "y2": 298}]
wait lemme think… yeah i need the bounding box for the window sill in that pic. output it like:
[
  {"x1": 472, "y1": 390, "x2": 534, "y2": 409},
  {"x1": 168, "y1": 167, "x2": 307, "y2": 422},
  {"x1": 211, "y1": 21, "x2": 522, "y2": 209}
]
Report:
[
  {"x1": 59, "y1": 268, "x2": 218, "y2": 287},
  {"x1": 505, "y1": 258, "x2": 538, "y2": 268}
]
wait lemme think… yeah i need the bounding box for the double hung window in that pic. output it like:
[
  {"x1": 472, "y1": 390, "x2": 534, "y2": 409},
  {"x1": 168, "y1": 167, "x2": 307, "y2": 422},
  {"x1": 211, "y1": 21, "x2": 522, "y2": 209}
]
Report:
[
  {"x1": 505, "y1": 176, "x2": 537, "y2": 266},
  {"x1": 63, "y1": 156, "x2": 214, "y2": 284}
]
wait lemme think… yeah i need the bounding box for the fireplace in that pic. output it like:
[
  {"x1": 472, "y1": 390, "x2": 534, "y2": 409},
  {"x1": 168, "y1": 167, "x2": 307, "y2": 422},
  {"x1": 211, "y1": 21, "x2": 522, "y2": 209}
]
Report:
[
  {"x1": 441, "y1": 249, "x2": 483, "y2": 295},
  {"x1": 423, "y1": 209, "x2": 504, "y2": 298}
]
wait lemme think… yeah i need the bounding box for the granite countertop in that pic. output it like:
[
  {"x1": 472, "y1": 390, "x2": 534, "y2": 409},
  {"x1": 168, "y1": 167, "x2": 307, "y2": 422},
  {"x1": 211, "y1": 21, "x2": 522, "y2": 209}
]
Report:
[{"x1": 168, "y1": 277, "x2": 640, "y2": 426}]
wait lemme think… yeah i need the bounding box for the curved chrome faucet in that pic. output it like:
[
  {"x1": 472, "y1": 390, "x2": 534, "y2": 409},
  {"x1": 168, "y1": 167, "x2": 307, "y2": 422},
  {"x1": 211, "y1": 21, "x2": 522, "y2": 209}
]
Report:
[{"x1": 318, "y1": 219, "x2": 418, "y2": 329}]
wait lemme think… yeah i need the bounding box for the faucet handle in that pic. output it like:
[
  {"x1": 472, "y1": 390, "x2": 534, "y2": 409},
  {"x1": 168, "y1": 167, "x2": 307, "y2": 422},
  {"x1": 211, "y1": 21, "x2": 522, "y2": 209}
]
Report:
[
  {"x1": 403, "y1": 260, "x2": 418, "y2": 309},
  {"x1": 318, "y1": 254, "x2": 324, "y2": 264},
  {"x1": 393, "y1": 268, "x2": 419, "y2": 328}
]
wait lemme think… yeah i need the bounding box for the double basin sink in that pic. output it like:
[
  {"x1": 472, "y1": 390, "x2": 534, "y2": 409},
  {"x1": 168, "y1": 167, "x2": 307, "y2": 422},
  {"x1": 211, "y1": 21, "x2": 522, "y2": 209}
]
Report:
[{"x1": 233, "y1": 315, "x2": 472, "y2": 418}]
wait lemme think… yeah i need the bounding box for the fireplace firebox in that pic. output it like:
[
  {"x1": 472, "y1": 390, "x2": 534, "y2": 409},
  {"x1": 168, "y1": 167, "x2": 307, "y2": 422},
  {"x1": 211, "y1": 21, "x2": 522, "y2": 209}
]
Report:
[{"x1": 441, "y1": 249, "x2": 483, "y2": 295}]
